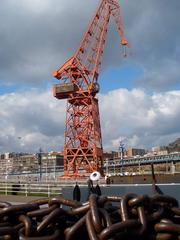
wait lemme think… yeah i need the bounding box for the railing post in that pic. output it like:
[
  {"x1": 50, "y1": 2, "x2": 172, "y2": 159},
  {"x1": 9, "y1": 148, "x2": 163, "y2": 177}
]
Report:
[
  {"x1": 48, "y1": 184, "x2": 50, "y2": 197},
  {"x1": 25, "y1": 184, "x2": 28, "y2": 197},
  {"x1": 5, "y1": 181, "x2": 8, "y2": 196}
]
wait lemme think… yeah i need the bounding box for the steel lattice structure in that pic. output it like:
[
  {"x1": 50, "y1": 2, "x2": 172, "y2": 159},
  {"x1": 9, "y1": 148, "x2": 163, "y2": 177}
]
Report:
[{"x1": 53, "y1": 0, "x2": 128, "y2": 177}]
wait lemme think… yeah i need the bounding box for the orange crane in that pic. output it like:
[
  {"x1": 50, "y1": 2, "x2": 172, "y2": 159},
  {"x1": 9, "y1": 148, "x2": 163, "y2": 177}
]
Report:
[{"x1": 53, "y1": 0, "x2": 128, "y2": 178}]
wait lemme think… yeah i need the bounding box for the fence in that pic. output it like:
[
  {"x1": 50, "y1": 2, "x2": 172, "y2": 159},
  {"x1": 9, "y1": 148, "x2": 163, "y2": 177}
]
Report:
[{"x1": 0, "y1": 181, "x2": 62, "y2": 197}]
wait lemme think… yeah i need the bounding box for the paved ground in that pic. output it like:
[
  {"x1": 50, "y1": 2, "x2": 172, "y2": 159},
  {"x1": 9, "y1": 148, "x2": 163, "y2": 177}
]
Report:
[{"x1": 0, "y1": 195, "x2": 47, "y2": 203}]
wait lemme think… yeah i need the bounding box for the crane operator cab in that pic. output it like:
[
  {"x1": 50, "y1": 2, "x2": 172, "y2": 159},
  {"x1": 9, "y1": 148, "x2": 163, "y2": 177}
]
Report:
[{"x1": 91, "y1": 82, "x2": 100, "y2": 95}]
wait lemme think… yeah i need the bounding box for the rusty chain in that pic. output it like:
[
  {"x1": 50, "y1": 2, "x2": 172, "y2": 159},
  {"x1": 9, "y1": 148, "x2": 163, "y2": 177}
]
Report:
[{"x1": 0, "y1": 193, "x2": 180, "y2": 239}]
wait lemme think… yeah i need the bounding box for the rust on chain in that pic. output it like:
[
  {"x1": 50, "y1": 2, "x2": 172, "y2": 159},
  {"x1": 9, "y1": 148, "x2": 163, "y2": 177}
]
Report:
[
  {"x1": 120, "y1": 193, "x2": 137, "y2": 221},
  {"x1": 49, "y1": 197, "x2": 82, "y2": 208},
  {"x1": 28, "y1": 198, "x2": 50, "y2": 206},
  {"x1": 147, "y1": 206, "x2": 165, "y2": 222},
  {"x1": 67, "y1": 203, "x2": 90, "y2": 216},
  {"x1": 0, "y1": 204, "x2": 39, "y2": 217},
  {"x1": 99, "y1": 219, "x2": 141, "y2": 240},
  {"x1": 18, "y1": 215, "x2": 33, "y2": 237},
  {"x1": 156, "y1": 233, "x2": 175, "y2": 240},
  {"x1": 37, "y1": 208, "x2": 66, "y2": 233},
  {"x1": 128, "y1": 195, "x2": 149, "y2": 207},
  {"x1": 0, "y1": 226, "x2": 17, "y2": 237},
  {"x1": 19, "y1": 228, "x2": 61, "y2": 240},
  {"x1": 128, "y1": 195, "x2": 149, "y2": 235},
  {"x1": 89, "y1": 194, "x2": 103, "y2": 233},
  {"x1": 65, "y1": 214, "x2": 86, "y2": 240},
  {"x1": 151, "y1": 195, "x2": 179, "y2": 207},
  {"x1": 99, "y1": 208, "x2": 112, "y2": 228},
  {"x1": 86, "y1": 210, "x2": 99, "y2": 240},
  {"x1": 0, "y1": 193, "x2": 180, "y2": 240},
  {"x1": 27, "y1": 204, "x2": 58, "y2": 218},
  {"x1": 137, "y1": 206, "x2": 147, "y2": 235},
  {"x1": 155, "y1": 222, "x2": 180, "y2": 234}
]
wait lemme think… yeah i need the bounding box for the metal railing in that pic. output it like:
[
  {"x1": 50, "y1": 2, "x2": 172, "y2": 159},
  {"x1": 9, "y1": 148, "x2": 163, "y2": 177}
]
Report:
[
  {"x1": 0, "y1": 182, "x2": 62, "y2": 197},
  {"x1": 106, "y1": 153, "x2": 180, "y2": 167}
]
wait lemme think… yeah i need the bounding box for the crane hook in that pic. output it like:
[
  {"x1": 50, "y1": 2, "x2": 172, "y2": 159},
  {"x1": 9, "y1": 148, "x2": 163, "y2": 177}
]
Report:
[{"x1": 123, "y1": 45, "x2": 127, "y2": 58}]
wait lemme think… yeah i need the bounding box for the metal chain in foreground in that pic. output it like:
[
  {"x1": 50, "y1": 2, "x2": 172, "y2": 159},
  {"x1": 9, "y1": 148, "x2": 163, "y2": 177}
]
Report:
[{"x1": 0, "y1": 193, "x2": 180, "y2": 240}]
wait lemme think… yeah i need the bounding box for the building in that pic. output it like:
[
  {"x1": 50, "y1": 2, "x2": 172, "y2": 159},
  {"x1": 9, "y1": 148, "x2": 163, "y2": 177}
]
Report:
[
  {"x1": 152, "y1": 146, "x2": 168, "y2": 155},
  {"x1": 103, "y1": 151, "x2": 119, "y2": 160},
  {"x1": 167, "y1": 138, "x2": 180, "y2": 153},
  {"x1": 126, "y1": 148, "x2": 146, "y2": 158},
  {"x1": 0, "y1": 151, "x2": 64, "y2": 178},
  {"x1": 42, "y1": 152, "x2": 64, "y2": 168}
]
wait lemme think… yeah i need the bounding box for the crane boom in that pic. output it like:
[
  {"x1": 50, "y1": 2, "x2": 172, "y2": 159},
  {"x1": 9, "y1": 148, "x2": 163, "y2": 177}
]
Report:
[
  {"x1": 53, "y1": 0, "x2": 127, "y2": 91},
  {"x1": 75, "y1": 0, "x2": 127, "y2": 79},
  {"x1": 53, "y1": 0, "x2": 128, "y2": 177}
]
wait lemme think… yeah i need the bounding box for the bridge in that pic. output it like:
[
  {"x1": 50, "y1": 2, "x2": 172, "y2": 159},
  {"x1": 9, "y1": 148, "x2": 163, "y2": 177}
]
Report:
[{"x1": 105, "y1": 153, "x2": 180, "y2": 168}]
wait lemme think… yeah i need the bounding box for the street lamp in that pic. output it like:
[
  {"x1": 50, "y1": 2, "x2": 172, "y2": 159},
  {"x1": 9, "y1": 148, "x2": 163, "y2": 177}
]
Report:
[
  {"x1": 37, "y1": 148, "x2": 43, "y2": 182},
  {"x1": 119, "y1": 141, "x2": 125, "y2": 176}
]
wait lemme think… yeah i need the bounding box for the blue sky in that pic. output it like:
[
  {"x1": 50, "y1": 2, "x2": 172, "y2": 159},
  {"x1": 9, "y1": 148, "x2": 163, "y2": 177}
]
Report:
[
  {"x1": 0, "y1": 63, "x2": 143, "y2": 95},
  {"x1": 99, "y1": 64, "x2": 143, "y2": 93}
]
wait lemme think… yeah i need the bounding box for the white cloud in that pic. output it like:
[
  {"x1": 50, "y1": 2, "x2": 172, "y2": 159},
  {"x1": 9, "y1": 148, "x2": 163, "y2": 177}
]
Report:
[
  {"x1": 20, "y1": 0, "x2": 51, "y2": 13},
  {"x1": 99, "y1": 89, "x2": 180, "y2": 150},
  {"x1": 0, "y1": 89, "x2": 66, "y2": 152},
  {"x1": 0, "y1": 88, "x2": 179, "y2": 153}
]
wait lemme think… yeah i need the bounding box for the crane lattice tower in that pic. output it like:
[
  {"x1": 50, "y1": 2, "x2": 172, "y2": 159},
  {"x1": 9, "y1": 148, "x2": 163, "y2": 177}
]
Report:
[{"x1": 53, "y1": 0, "x2": 128, "y2": 178}]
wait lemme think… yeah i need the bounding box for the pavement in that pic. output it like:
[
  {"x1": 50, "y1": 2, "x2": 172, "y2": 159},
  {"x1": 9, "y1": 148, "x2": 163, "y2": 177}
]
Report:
[{"x1": 0, "y1": 195, "x2": 47, "y2": 203}]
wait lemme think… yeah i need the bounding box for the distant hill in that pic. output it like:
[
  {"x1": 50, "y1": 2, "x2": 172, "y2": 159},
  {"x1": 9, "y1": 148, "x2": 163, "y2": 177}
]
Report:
[{"x1": 167, "y1": 138, "x2": 180, "y2": 153}]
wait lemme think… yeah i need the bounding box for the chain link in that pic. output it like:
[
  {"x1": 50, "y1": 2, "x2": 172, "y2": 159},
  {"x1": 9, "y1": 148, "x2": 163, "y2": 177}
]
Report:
[{"x1": 0, "y1": 193, "x2": 180, "y2": 239}]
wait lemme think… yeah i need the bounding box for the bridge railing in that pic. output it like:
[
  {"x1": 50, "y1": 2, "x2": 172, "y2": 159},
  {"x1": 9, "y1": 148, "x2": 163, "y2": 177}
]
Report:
[{"x1": 106, "y1": 153, "x2": 180, "y2": 167}]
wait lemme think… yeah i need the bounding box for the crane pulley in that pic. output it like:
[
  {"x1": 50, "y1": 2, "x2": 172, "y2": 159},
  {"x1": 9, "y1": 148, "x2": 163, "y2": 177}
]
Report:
[{"x1": 53, "y1": 0, "x2": 128, "y2": 177}]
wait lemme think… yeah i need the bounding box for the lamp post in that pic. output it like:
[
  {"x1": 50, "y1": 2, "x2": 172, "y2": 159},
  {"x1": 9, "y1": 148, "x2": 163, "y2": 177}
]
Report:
[
  {"x1": 119, "y1": 141, "x2": 125, "y2": 176},
  {"x1": 5, "y1": 164, "x2": 8, "y2": 195},
  {"x1": 37, "y1": 148, "x2": 43, "y2": 182},
  {"x1": 105, "y1": 158, "x2": 109, "y2": 176},
  {"x1": 54, "y1": 158, "x2": 56, "y2": 181},
  {"x1": 46, "y1": 162, "x2": 48, "y2": 182}
]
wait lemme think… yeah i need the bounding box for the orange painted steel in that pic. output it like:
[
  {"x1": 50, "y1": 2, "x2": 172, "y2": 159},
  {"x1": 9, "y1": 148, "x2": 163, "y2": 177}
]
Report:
[{"x1": 53, "y1": 0, "x2": 128, "y2": 177}]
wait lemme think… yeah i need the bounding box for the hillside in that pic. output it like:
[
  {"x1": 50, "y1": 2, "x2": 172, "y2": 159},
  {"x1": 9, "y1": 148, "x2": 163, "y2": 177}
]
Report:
[{"x1": 167, "y1": 138, "x2": 180, "y2": 153}]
